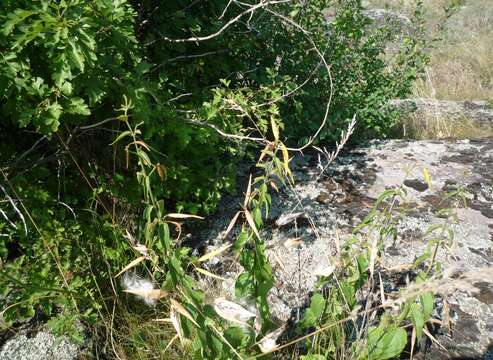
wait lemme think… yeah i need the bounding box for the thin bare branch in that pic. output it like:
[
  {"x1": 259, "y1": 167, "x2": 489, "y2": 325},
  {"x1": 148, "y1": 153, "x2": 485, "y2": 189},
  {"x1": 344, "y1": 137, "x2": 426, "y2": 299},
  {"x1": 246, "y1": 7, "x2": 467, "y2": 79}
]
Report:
[
  {"x1": 0, "y1": 183, "x2": 27, "y2": 236},
  {"x1": 146, "y1": 0, "x2": 291, "y2": 45},
  {"x1": 315, "y1": 115, "x2": 357, "y2": 180},
  {"x1": 181, "y1": 117, "x2": 267, "y2": 143},
  {"x1": 152, "y1": 49, "x2": 229, "y2": 71}
]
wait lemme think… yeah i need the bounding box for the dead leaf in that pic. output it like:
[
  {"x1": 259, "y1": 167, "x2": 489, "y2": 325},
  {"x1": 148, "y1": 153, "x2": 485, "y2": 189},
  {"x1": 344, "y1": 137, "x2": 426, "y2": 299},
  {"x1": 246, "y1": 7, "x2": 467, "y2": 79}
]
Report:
[
  {"x1": 156, "y1": 163, "x2": 167, "y2": 181},
  {"x1": 258, "y1": 325, "x2": 286, "y2": 354},
  {"x1": 222, "y1": 211, "x2": 240, "y2": 239},
  {"x1": 423, "y1": 326, "x2": 447, "y2": 351},
  {"x1": 166, "y1": 220, "x2": 182, "y2": 241},
  {"x1": 170, "y1": 307, "x2": 184, "y2": 344},
  {"x1": 244, "y1": 209, "x2": 261, "y2": 240},
  {"x1": 166, "y1": 213, "x2": 204, "y2": 220},
  {"x1": 269, "y1": 180, "x2": 279, "y2": 192},
  {"x1": 128, "y1": 140, "x2": 150, "y2": 151},
  {"x1": 410, "y1": 326, "x2": 416, "y2": 360},
  {"x1": 124, "y1": 229, "x2": 136, "y2": 244},
  {"x1": 170, "y1": 299, "x2": 199, "y2": 327},
  {"x1": 132, "y1": 243, "x2": 149, "y2": 257},
  {"x1": 195, "y1": 267, "x2": 227, "y2": 281},
  {"x1": 271, "y1": 118, "x2": 279, "y2": 143},
  {"x1": 123, "y1": 288, "x2": 167, "y2": 300},
  {"x1": 164, "y1": 334, "x2": 179, "y2": 352},
  {"x1": 283, "y1": 238, "x2": 303, "y2": 248},
  {"x1": 244, "y1": 175, "x2": 252, "y2": 208},
  {"x1": 258, "y1": 144, "x2": 270, "y2": 163},
  {"x1": 213, "y1": 298, "x2": 256, "y2": 326},
  {"x1": 115, "y1": 256, "x2": 146, "y2": 278},
  {"x1": 153, "y1": 318, "x2": 172, "y2": 323},
  {"x1": 280, "y1": 143, "x2": 292, "y2": 179},
  {"x1": 198, "y1": 243, "x2": 232, "y2": 262},
  {"x1": 275, "y1": 212, "x2": 304, "y2": 226}
]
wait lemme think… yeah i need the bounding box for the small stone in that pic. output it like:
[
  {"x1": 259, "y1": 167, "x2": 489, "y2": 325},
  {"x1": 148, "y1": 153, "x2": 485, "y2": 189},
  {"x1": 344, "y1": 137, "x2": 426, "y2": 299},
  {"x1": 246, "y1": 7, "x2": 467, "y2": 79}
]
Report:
[{"x1": 404, "y1": 179, "x2": 429, "y2": 192}]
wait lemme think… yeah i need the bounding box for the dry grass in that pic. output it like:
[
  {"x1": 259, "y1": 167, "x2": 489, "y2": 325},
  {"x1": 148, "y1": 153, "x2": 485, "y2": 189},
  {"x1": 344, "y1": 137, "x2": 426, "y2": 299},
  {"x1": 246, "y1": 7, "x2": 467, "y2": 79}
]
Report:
[
  {"x1": 368, "y1": 0, "x2": 493, "y2": 139},
  {"x1": 110, "y1": 308, "x2": 187, "y2": 360},
  {"x1": 368, "y1": 0, "x2": 493, "y2": 101},
  {"x1": 398, "y1": 112, "x2": 493, "y2": 140}
]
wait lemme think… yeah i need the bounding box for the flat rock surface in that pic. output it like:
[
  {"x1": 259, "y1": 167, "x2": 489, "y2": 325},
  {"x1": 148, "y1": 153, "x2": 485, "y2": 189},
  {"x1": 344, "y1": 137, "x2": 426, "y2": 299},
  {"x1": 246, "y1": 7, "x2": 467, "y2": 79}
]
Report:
[
  {"x1": 0, "y1": 328, "x2": 79, "y2": 360},
  {"x1": 201, "y1": 138, "x2": 493, "y2": 359}
]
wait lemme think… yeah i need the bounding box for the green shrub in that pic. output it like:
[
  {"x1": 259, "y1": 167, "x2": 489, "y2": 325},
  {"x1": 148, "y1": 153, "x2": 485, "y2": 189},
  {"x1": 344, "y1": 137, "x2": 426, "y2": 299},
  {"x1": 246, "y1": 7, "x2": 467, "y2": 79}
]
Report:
[{"x1": 1, "y1": 0, "x2": 431, "y2": 355}]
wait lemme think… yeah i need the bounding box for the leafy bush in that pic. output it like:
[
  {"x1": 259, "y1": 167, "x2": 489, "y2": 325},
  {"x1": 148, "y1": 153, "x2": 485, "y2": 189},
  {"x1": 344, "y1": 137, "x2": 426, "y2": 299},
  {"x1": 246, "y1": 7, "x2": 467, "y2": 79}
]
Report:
[
  {"x1": 1, "y1": 0, "x2": 431, "y2": 357},
  {"x1": 0, "y1": 0, "x2": 428, "y2": 211},
  {"x1": 0, "y1": 0, "x2": 141, "y2": 133}
]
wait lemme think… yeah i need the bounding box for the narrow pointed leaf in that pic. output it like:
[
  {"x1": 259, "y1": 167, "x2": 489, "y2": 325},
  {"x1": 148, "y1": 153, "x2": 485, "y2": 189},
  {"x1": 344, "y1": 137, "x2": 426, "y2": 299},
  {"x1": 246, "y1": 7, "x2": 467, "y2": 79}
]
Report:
[
  {"x1": 222, "y1": 211, "x2": 240, "y2": 239},
  {"x1": 164, "y1": 334, "x2": 179, "y2": 352},
  {"x1": 170, "y1": 299, "x2": 199, "y2": 327},
  {"x1": 115, "y1": 256, "x2": 146, "y2": 278},
  {"x1": 243, "y1": 175, "x2": 252, "y2": 208},
  {"x1": 166, "y1": 213, "x2": 204, "y2": 220},
  {"x1": 195, "y1": 267, "x2": 227, "y2": 281},
  {"x1": 110, "y1": 130, "x2": 132, "y2": 145},
  {"x1": 271, "y1": 117, "x2": 279, "y2": 143},
  {"x1": 123, "y1": 289, "x2": 168, "y2": 300},
  {"x1": 198, "y1": 243, "x2": 232, "y2": 262},
  {"x1": 258, "y1": 325, "x2": 285, "y2": 353},
  {"x1": 244, "y1": 209, "x2": 261, "y2": 240},
  {"x1": 128, "y1": 140, "x2": 151, "y2": 151},
  {"x1": 170, "y1": 307, "x2": 184, "y2": 344}
]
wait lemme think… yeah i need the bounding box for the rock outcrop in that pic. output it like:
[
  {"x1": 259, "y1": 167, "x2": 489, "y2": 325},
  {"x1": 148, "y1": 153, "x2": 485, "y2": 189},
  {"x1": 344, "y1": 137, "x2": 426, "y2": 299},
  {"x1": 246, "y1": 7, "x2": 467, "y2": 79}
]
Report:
[
  {"x1": 392, "y1": 98, "x2": 493, "y2": 129},
  {"x1": 201, "y1": 138, "x2": 493, "y2": 359}
]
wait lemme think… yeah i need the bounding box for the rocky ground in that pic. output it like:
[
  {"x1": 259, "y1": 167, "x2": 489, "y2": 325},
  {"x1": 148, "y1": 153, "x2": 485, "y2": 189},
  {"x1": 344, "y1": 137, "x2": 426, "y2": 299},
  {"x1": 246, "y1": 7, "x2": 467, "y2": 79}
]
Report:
[
  {"x1": 200, "y1": 138, "x2": 493, "y2": 359},
  {"x1": 0, "y1": 329, "x2": 79, "y2": 360},
  {"x1": 1, "y1": 2, "x2": 492, "y2": 358},
  {"x1": 2, "y1": 138, "x2": 492, "y2": 359}
]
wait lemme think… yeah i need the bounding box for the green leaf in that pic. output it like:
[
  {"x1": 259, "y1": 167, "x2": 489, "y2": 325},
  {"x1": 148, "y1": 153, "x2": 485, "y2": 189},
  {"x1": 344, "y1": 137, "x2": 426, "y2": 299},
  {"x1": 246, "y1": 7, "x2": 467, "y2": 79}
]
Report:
[
  {"x1": 158, "y1": 222, "x2": 170, "y2": 254},
  {"x1": 420, "y1": 292, "x2": 434, "y2": 321},
  {"x1": 224, "y1": 326, "x2": 248, "y2": 348},
  {"x1": 137, "y1": 149, "x2": 152, "y2": 167},
  {"x1": 365, "y1": 326, "x2": 407, "y2": 360},
  {"x1": 235, "y1": 272, "x2": 253, "y2": 299},
  {"x1": 255, "y1": 266, "x2": 273, "y2": 297},
  {"x1": 110, "y1": 130, "x2": 132, "y2": 145},
  {"x1": 309, "y1": 293, "x2": 326, "y2": 319},
  {"x1": 234, "y1": 231, "x2": 248, "y2": 251},
  {"x1": 1, "y1": 10, "x2": 36, "y2": 36},
  {"x1": 59, "y1": 81, "x2": 73, "y2": 95},
  {"x1": 52, "y1": 67, "x2": 72, "y2": 88},
  {"x1": 31, "y1": 77, "x2": 46, "y2": 96},
  {"x1": 66, "y1": 97, "x2": 90, "y2": 116},
  {"x1": 301, "y1": 293, "x2": 326, "y2": 328},
  {"x1": 410, "y1": 303, "x2": 425, "y2": 341},
  {"x1": 44, "y1": 102, "x2": 63, "y2": 130},
  {"x1": 68, "y1": 40, "x2": 85, "y2": 71}
]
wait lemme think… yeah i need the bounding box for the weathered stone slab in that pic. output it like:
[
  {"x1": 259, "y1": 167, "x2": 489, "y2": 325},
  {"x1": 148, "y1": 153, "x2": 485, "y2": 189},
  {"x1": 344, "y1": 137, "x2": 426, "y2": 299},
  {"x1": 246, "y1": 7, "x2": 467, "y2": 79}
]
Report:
[
  {"x1": 392, "y1": 98, "x2": 493, "y2": 129},
  {"x1": 200, "y1": 138, "x2": 493, "y2": 358}
]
